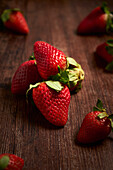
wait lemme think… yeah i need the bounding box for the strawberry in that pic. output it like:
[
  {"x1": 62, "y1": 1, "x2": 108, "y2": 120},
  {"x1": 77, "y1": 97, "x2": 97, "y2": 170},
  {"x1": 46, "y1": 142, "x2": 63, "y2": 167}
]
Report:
[
  {"x1": 0, "y1": 153, "x2": 24, "y2": 170},
  {"x1": 66, "y1": 57, "x2": 84, "y2": 92},
  {"x1": 1, "y1": 8, "x2": 29, "y2": 34},
  {"x1": 77, "y1": 3, "x2": 113, "y2": 34},
  {"x1": 49, "y1": 57, "x2": 85, "y2": 93},
  {"x1": 34, "y1": 41, "x2": 67, "y2": 80},
  {"x1": 96, "y1": 39, "x2": 113, "y2": 71},
  {"x1": 11, "y1": 59, "x2": 42, "y2": 95},
  {"x1": 28, "y1": 81, "x2": 70, "y2": 126},
  {"x1": 77, "y1": 99, "x2": 113, "y2": 144}
]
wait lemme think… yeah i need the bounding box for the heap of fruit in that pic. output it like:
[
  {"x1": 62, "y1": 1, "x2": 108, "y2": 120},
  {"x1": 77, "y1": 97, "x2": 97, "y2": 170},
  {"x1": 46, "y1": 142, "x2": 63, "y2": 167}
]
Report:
[{"x1": 11, "y1": 41, "x2": 84, "y2": 126}]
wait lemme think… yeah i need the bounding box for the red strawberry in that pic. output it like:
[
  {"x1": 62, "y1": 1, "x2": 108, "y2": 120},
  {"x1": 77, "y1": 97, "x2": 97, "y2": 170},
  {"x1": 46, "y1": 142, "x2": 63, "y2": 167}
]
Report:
[
  {"x1": 11, "y1": 60, "x2": 42, "y2": 95},
  {"x1": 77, "y1": 3, "x2": 113, "y2": 34},
  {"x1": 30, "y1": 81, "x2": 70, "y2": 126},
  {"x1": 1, "y1": 8, "x2": 29, "y2": 34},
  {"x1": 77, "y1": 99, "x2": 113, "y2": 144},
  {"x1": 96, "y1": 39, "x2": 113, "y2": 71},
  {"x1": 0, "y1": 154, "x2": 24, "y2": 170},
  {"x1": 34, "y1": 41, "x2": 67, "y2": 80}
]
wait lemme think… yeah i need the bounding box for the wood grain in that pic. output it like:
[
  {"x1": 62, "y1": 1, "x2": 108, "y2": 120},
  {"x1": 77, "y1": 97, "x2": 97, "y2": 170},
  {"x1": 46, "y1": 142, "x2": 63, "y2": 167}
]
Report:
[{"x1": 0, "y1": 0, "x2": 113, "y2": 169}]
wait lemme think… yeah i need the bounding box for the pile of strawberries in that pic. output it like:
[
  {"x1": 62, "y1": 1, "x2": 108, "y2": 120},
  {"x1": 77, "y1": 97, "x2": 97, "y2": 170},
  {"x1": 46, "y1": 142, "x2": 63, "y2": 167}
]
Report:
[
  {"x1": 11, "y1": 41, "x2": 84, "y2": 126},
  {"x1": 1, "y1": 2, "x2": 113, "y2": 169}
]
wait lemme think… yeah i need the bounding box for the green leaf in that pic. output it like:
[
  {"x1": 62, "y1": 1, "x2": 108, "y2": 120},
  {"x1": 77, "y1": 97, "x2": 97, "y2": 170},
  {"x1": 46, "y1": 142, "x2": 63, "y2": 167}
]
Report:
[
  {"x1": 97, "y1": 112, "x2": 108, "y2": 119},
  {"x1": 106, "y1": 14, "x2": 113, "y2": 33},
  {"x1": 0, "y1": 156, "x2": 9, "y2": 170},
  {"x1": 106, "y1": 46, "x2": 113, "y2": 55},
  {"x1": 96, "y1": 99, "x2": 103, "y2": 109},
  {"x1": 26, "y1": 82, "x2": 41, "y2": 100},
  {"x1": 93, "y1": 106, "x2": 100, "y2": 112},
  {"x1": 1, "y1": 9, "x2": 11, "y2": 22},
  {"x1": 107, "y1": 39, "x2": 113, "y2": 47},
  {"x1": 105, "y1": 61, "x2": 113, "y2": 71},
  {"x1": 101, "y1": 2, "x2": 110, "y2": 14},
  {"x1": 67, "y1": 57, "x2": 79, "y2": 67},
  {"x1": 45, "y1": 81, "x2": 64, "y2": 92},
  {"x1": 108, "y1": 114, "x2": 113, "y2": 119},
  {"x1": 12, "y1": 8, "x2": 20, "y2": 12}
]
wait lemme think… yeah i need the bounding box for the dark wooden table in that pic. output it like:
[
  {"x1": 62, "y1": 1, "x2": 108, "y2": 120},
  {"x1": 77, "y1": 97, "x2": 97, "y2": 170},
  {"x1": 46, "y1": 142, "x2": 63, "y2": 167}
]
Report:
[{"x1": 0, "y1": 0, "x2": 113, "y2": 169}]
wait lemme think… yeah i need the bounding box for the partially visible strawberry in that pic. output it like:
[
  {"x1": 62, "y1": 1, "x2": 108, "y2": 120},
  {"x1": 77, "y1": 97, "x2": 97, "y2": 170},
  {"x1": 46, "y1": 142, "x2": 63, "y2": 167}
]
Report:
[
  {"x1": 28, "y1": 81, "x2": 70, "y2": 126},
  {"x1": 34, "y1": 41, "x2": 67, "y2": 80},
  {"x1": 66, "y1": 57, "x2": 84, "y2": 92},
  {"x1": 1, "y1": 8, "x2": 29, "y2": 34},
  {"x1": 11, "y1": 59, "x2": 42, "y2": 95},
  {"x1": 96, "y1": 39, "x2": 113, "y2": 71},
  {"x1": 77, "y1": 3, "x2": 113, "y2": 34},
  {"x1": 77, "y1": 99, "x2": 113, "y2": 144},
  {"x1": 49, "y1": 57, "x2": 84, "y2": 93},
  {"x1": 0, "y1": 153, "x2": 24, "y2": 170}
]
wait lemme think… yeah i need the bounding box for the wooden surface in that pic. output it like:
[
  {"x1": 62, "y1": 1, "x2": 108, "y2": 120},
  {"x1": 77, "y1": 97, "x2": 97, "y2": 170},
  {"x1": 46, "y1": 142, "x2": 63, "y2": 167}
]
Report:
[{"x1": 0, "y1": 0, "x2": 113, "y2": 169}]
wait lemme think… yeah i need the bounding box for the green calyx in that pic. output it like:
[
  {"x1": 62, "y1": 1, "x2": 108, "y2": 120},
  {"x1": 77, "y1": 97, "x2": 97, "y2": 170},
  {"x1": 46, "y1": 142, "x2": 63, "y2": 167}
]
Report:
[
  {"x1": 0, "y1": 155, "x2": 9, "y2": 170},
  {"x1": 93, "y1": 99, "x2": 106, "y2": 112},
  {"x1": 106, "y1": 39, "x2": 113, "y2": 55},
  {"x1": 49, "y1": 57, "x2": 84, "y2": 92},
  {"x1": 101, "y1": 2, "x2": 113, "y2": 33},
  {"x1": 101, "y1": 2, "x2": 110, "y2": 14},
  {"x1": 105, "y1": 61, "x2": 113, "y2": 71},
  {"x1": 93, "y1": 99, "x2": 113, "y2": 131},
  {"x1": 106, "y1": 13, "x2": 113, "y2": 33},
  {"x1": 1, "y1": 8, "x2": 20, "y2": 22}
]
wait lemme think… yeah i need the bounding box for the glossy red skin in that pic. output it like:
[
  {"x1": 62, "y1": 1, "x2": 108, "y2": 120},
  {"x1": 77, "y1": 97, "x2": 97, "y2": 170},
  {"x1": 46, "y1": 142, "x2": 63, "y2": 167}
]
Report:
[
  {"x1": 77, "y1": 111, "x2": 111, "y2": 144},
  {"x1": 34, "y1": 41, "x2": 67, "y2": 80},
  {"x1": 77, "y1": 6, "x2": 107, "y2": 34},
  {"x1": 4, "y1": 11, "x2": 29, "y2": 34},
  {"x1": 32, "y1": 82, "x2": 70, "y2": 126},
  {"x1": 96, "y1": 42, "x2": 113, "y2": 63},
  {"x1": 0, "y1": 154, "x2": 24, "y2": 170},
  {"x1": 11, "y1": 60, "x2": 42, "y2": 94}
]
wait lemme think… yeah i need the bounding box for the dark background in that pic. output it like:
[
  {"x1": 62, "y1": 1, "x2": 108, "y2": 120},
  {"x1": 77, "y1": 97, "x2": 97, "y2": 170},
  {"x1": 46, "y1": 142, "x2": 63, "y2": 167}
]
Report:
[{"x1": 0, "y1": 0, "x2": 113, "y2": 169}]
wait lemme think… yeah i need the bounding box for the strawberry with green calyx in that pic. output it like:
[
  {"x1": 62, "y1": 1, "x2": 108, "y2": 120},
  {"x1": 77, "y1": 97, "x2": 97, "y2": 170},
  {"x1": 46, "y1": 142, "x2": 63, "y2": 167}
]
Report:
[
  {"x1": 77, "y1": 99, "x2": 113, "y2": 144},
  {"x1": 66, "y1": 57, "x2": 84, "y2": 92},
  {"x1": 1, "y1": 8, "x2": 29, "y2": 34},
  {"x1": 34, "y1": 41, "x2": 67, "y2": 80},
  {"x1": 96, "y1": 39, "x2": 113, "y2": 71},
  {"x1": 0, "y1": 153, "x2": 24, "y2": 170},
  {"x1": 77, "y1": 2, "x2": 113, "y2": 34},
  {"x1": 27, "y1": 81, "x2": 70, "y2": 126},
  {"x1": 11, "y1": 56, "x2": 42, "y2": 95},
  {"x1": 49, "y1": 57, "x2": 84, "y2": 92}
]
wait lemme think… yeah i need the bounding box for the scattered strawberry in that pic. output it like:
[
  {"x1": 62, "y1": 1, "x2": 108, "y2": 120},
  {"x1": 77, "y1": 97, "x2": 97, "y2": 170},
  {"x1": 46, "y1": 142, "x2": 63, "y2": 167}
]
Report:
[
  {"x1": 96, "y1": 39, "x2": 113, "y2": 71},
  {"x1": 0, "y1": 153, "x2": 24, "y2": 170},
  {"x1": 34, "y1": 41, "x2": 67, "y2": 80},
  {"x1": 77, "y1": 3, "x2": 113, "y2": 34},
  {"x1": 1, "y1": 8, "x2": 29, "y2": 34},
  {"x1": 77, "y1": 99, "x2": 113, "y2": 144},
  {"x1": 28, "y1": 81, "x2": 70, "y2": 126},
  {"x1": 11, "y1": 59, "x2": 42, "y2": 95}
]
